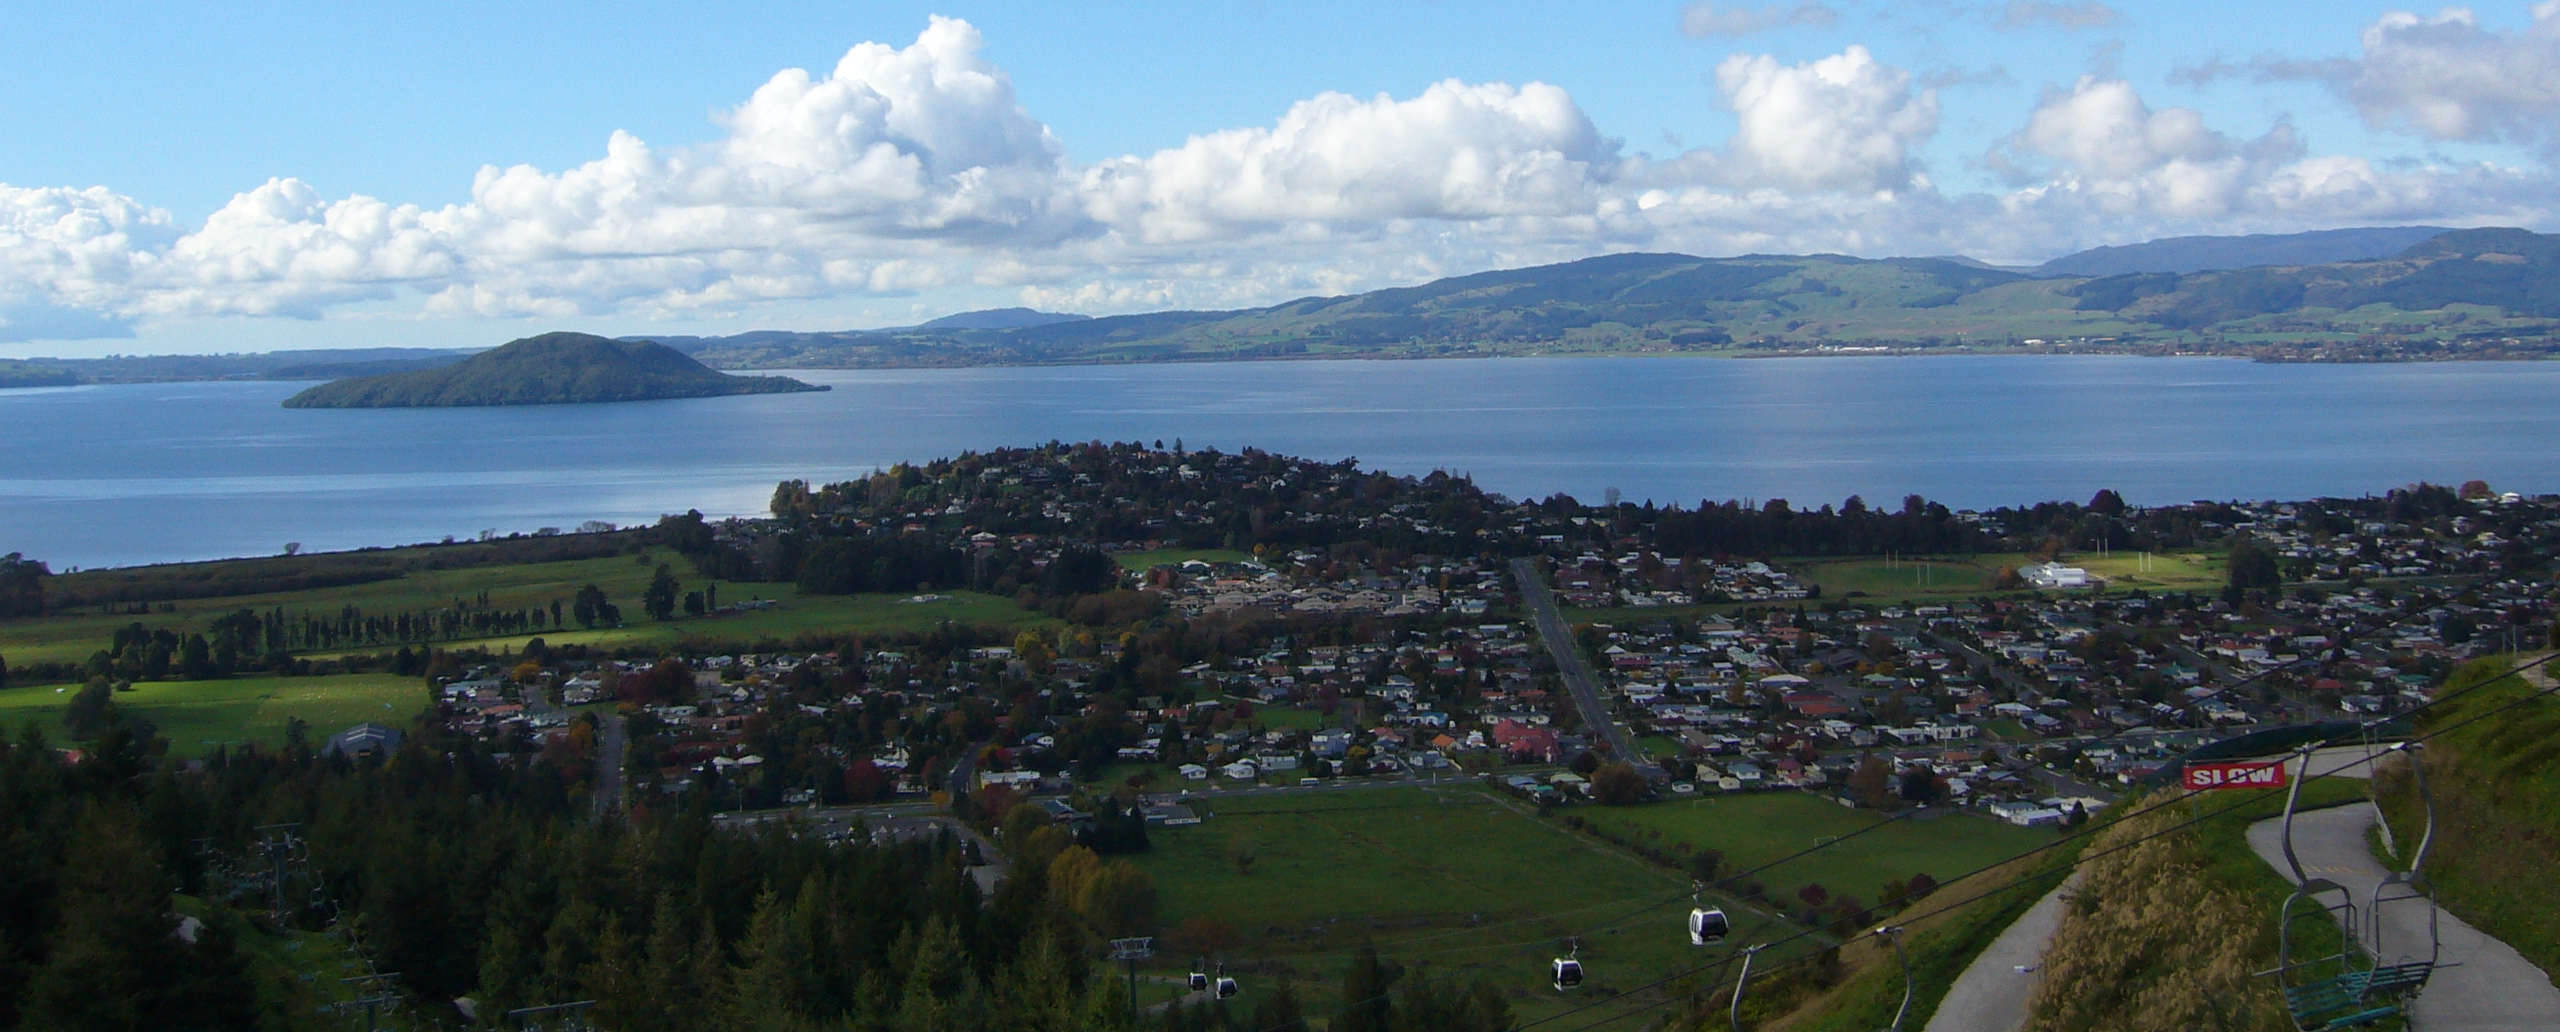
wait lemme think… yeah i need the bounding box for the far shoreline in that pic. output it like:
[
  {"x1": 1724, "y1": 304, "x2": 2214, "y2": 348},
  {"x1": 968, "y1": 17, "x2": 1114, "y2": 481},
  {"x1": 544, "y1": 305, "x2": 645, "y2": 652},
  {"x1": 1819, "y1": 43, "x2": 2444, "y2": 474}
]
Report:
[{"x1": 7, "y1": 342, "x2": 2556, "y2": 390}]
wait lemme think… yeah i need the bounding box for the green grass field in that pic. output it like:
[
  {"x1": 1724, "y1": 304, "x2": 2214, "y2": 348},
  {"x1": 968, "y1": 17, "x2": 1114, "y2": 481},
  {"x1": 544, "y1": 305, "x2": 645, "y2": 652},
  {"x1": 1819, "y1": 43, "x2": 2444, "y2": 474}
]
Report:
[
  {"x1": 1113, "y1": 548, "x2": 1253, "y2": 572},
  {"x1": 0, "y1": 552, "x2": 1052, "y2": 672},
  {"x1": 1245, "y1": 706, "x2": 1330, "y2": 732},
  {"x1": 1578, "y1": 792, "x2": 2057, "y2": 909},
  {"x1": 1131, "y1": 786, "x2": 1803, "y2": 1027},
  {"x1": 0, "y1": 673, "x2": 425, "y2": 755},
  {"x1": 1795, "y1": 549, "x2": 2225, "y2": 604}
]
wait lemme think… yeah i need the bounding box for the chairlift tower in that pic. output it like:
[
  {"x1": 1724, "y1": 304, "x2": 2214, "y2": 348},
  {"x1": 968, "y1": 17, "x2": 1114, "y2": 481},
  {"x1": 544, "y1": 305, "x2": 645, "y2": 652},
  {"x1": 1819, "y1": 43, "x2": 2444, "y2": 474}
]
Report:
[
  {"x1": 252, "y1": 822, "x2": 317, "y2": 926},
  {"x1": 323, "y1": 972, "x2": 404, "y2": 1032},
  {"x1": 506, "y1": 1000, "x2": 598, "y2": 1032},
  {"x1": 1108, "y1": 936, "x2": 1154, "y2": 1024}
]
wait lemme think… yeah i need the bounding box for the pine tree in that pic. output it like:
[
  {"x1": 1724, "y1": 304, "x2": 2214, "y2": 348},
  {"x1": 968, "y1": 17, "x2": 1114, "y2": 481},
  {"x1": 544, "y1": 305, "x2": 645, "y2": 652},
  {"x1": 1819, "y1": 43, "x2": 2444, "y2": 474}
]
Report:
[
  {"x1": 20, "y1": 801, "x2": 253, "y2": 1031},
  {"x1": 1250, "y1": 976, "x2": 1308, "y2": 1032},
  {"x1": 645, "y1": 566, "x2": 681, "y2": 622}
]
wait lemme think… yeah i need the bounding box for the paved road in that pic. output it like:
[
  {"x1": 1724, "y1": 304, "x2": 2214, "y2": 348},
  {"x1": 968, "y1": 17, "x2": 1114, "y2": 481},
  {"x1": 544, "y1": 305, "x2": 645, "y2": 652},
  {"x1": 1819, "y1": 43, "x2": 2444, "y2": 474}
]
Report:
[
  {"x1": 592, "y1": 712, "x2": 627, "y2": 816},
  {"x1": 2248, "y1": 804, "x2": 2560, "y2": 1031},
  {"x1": 1511, "y1": 557, "x2": 1660, "y2": 778},
  {"x1": 1924, "y1": 872, "x2": 2081, "y2": 1032}
]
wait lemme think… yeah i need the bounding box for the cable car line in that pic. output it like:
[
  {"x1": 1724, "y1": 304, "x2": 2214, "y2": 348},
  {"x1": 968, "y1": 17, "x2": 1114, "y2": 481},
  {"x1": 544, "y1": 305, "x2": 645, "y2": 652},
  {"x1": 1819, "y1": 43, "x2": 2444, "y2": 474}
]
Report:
[
  {"x1": 1213, "y1": 617, "x2": 2539, "y2": 1032},
  {"x1": 1511, "y1": 656, "x2": 2559, "y2": 1032}
]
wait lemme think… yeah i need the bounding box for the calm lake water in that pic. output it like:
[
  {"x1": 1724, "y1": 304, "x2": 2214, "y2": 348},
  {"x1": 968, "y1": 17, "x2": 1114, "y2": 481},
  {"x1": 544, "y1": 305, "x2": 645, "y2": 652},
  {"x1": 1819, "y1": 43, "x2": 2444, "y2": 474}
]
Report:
[{"x1": 3, "y1": 355, "x2": 2555, "y2": 570}]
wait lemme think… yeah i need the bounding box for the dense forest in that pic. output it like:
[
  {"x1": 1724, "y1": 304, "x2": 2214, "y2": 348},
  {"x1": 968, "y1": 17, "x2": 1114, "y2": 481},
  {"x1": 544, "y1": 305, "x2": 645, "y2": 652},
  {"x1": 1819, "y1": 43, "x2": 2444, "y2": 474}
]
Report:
[{"x1": 0, "y1": 695, "x2": 1524, "y2": 1031}]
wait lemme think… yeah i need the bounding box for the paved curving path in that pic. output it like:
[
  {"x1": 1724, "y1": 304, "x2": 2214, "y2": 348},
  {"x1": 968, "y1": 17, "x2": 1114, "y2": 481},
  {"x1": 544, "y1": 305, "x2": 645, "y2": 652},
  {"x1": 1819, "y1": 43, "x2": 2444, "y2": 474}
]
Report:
[
  {"x1": 1923, "y1": 873, "x2": 2080, "y2": 1032},
  {"x1": 2248, "y1": 804, "x2": 2560, "y2": 1031}
]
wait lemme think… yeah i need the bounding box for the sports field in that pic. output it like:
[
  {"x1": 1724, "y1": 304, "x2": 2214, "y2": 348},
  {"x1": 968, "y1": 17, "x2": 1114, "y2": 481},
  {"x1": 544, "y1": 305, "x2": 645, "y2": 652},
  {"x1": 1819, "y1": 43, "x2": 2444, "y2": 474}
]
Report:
[
  {"x1": 1113, "y1": 548, "x2": 1253, "y2": 572},
  {"x1": 1795, "y1": 549, "x2": 2224, "y2": 603},
  {"x1": 0, "y1": 673, "x2": 423, "y2": 754}
]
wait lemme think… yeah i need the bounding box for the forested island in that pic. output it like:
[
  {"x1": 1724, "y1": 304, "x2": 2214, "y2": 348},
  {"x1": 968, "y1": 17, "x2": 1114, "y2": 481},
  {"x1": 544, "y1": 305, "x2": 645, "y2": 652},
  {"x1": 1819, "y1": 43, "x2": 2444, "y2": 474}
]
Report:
[{"x1": 280, "y1": 332, "x2": 825, "y2": 408}]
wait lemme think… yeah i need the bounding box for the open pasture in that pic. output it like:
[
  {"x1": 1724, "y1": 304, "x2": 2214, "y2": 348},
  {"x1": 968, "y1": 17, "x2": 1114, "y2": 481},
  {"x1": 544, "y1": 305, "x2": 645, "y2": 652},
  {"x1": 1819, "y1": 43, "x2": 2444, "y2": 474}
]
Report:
[
  {"x1": 0, "y1": 551, "x2": 1050, "y2": 673},
  {"x1": 1578, "y1": 791, "x2": 2058, "y2": 911},
  {"x1": 1131, "y1": 785, "x2": 1802, "y2": 1027},
  {"x1": 0, "y1": 673, "x2": 423, "y2": 755}
]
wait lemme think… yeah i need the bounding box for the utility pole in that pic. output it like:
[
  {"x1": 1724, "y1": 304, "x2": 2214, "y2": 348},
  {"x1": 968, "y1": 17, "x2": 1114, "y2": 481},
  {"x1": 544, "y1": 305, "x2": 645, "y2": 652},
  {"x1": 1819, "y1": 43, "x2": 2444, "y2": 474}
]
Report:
[{"x1": 1108, "y1": 936, "x2": 1154, "y2": 1025}]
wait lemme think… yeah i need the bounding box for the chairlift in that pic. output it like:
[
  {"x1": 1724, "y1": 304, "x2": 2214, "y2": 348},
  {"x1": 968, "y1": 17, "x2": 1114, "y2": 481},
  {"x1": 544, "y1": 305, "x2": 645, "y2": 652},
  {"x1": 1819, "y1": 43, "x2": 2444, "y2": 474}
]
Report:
[
  {"x1": 2261, "y1": 745, "x2": 2403, "y2": 1031},
  {"x1": 1873, "y1": 925, "x2": 1914, "y2": 1032},
  {"x1": 1727, "y1": 943, "x2": 1768, "y2": 1032},
  {"x1": 1551, "y1": 938, "x2": 1584, "y2": 992},
  {"x1": 2361, "y1": 742, "x2": 2440, "y2": 1004}
]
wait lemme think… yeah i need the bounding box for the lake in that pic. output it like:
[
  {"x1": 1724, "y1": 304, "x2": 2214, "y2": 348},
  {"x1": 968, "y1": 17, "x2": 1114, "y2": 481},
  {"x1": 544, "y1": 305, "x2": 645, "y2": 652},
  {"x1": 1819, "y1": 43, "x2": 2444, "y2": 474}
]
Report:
[{"x1": 2, "y1": 355, "x2": 2554, "y2": 570}]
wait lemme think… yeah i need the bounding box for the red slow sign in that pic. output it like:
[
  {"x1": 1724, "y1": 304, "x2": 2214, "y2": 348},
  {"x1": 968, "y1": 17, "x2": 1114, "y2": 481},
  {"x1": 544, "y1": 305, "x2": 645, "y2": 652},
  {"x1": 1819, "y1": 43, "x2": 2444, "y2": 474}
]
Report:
[{"x1": 2183, "y1": 760, "x2": 2290, "y2": 791}]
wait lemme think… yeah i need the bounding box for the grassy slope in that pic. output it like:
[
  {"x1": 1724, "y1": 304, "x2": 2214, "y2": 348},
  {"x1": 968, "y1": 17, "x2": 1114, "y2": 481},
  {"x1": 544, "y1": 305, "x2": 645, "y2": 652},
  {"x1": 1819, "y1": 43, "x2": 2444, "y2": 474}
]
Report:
[
  {"x1": 1132, "y1": 786, "x2": 1767, "y2": 1029},
  {"x1": 1772, "y1": 853, "x2": 2071, "y2": 1032},
  {"x1": 2023, "y1": 780, "x2": 2370, "y2": 1032},
  {"x1": 2374, "y1": 654, "x2": 2560, "y2": 977},
  {"x1": 0, "y1": 673, "x2": 424, "y2": 755},
  {"x1": 1578, "y1": 793, "x2": 2058, "y2": 908}
]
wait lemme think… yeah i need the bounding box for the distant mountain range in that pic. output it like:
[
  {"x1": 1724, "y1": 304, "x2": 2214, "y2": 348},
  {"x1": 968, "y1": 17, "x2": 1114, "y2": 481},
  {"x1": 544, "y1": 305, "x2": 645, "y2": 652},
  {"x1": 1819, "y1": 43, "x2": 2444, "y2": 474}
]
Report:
[
  {"x1": 2029, "y1": 225, "x2": 2454, "y2": 276},
  {"x1": 644, "y1": 226, "x2": 2556, "y2": 367},
  {"x1": 6, "y1": 225, "x2": 2554, "y2": 382},
  {"x1": 281, "y1": 333, "x2": 826, "y2": 408}
]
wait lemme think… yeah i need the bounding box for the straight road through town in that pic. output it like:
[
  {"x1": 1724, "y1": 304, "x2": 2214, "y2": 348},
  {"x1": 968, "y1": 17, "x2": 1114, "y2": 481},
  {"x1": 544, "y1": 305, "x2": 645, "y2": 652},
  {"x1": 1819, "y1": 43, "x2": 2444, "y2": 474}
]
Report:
[{"x1": 1512, "y1": 557, "x2": 1661, "y2": 779}]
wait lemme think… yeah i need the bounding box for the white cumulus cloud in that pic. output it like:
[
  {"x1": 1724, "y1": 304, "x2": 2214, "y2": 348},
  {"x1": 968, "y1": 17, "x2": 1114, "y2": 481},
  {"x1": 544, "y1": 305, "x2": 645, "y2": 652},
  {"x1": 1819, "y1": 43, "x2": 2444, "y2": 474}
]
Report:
[
  {"x1": 1, "y1": 15, "x2": 2558, "y2": 341},
  {"x1": 1707, "y1": 46, "x2": 1940, "y2": 193},
  {"x1": 2254, "y1": 3, "x2": 2560, "y2": 150},
  {"x1": 1080, "y1": 79, "x2": 1616, "y2": 244}
]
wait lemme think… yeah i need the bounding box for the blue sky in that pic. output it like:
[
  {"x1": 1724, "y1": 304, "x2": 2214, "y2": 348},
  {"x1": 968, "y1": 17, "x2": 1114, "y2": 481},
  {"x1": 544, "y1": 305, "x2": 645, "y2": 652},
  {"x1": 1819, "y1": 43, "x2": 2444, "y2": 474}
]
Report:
[{"x1": 4, "y1": 1, "x2": 2558, "y2": 356}]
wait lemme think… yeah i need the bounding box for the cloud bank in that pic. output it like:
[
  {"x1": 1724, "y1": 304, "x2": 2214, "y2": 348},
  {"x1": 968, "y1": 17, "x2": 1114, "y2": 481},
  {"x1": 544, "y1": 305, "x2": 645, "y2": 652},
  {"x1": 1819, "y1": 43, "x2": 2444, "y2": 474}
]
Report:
[{"x1": 1, "y1": 12, "x2": 2557, "y2": 339}]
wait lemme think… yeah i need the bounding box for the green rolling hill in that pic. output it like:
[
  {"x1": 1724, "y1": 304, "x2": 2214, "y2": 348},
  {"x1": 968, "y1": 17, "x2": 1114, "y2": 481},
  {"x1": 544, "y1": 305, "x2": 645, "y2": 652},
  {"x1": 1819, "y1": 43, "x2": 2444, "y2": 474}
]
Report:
[{"x1": 642, "y1": 227, "x2": 2560, "y2": 367}]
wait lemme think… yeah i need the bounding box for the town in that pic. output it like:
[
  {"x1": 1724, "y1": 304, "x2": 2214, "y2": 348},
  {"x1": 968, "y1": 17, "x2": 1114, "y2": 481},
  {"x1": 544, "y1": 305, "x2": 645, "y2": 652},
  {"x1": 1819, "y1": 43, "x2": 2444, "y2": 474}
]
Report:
[{"x1": 405, "y1": 446, "x2": 2553, "y2": 842}]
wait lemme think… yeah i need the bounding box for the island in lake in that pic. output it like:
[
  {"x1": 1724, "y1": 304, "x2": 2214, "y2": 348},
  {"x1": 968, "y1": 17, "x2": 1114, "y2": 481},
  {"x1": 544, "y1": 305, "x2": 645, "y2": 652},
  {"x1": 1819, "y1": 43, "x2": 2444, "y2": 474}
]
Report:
[{"x1": 280, "y1": 332, "x2": 827, "y2": 408}]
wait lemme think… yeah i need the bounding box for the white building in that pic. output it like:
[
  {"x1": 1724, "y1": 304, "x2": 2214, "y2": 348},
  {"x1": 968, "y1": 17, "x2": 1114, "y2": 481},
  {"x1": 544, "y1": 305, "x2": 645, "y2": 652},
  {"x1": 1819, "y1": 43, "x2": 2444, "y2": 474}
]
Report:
[{"x1": 2020, "y1": 562, "x2": 2092, "y2": 589}]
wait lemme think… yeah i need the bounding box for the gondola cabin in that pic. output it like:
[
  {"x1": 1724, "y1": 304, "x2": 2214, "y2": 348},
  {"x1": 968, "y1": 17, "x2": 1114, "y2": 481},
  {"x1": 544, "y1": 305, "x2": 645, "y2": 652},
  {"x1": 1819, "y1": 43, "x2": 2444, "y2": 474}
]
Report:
[
  {"x1": 1689, "y1": 907, "x2": 1730, "y2": 946},
  {"x1": 1188, "y1": 971, "x2": 1209, "y2": 993},
  {"x1": 1551, "y1": 957, "x2": 1584, "y2": 992},
  {"x1": 1215, "y1": 977, "x2": 1239, "y2": 1000}
]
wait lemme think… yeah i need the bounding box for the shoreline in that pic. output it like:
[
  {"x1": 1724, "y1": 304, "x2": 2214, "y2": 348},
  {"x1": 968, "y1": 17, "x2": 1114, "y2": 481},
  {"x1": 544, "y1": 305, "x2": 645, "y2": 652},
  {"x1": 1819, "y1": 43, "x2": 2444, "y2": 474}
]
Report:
[{"x1": 8, "y1": 342, "x2": 2558, "y2": 388}]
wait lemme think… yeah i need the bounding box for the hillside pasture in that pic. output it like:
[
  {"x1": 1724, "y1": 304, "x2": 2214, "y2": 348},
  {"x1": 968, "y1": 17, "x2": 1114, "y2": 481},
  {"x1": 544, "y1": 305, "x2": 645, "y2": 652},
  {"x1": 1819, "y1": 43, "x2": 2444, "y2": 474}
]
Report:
[
  {"x1": 0, "y1": 673, "x2": 424, "y2": 755},
  {"x1": 1577, "y1": 791, "x2": 2057, "y2": 911},
  {"x1": 0, "y1": 551, "x2": 1050, "y2": 674},
  {"x1": 1131, "y1": 785, "x2": 1775, "y2": 1027}
]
